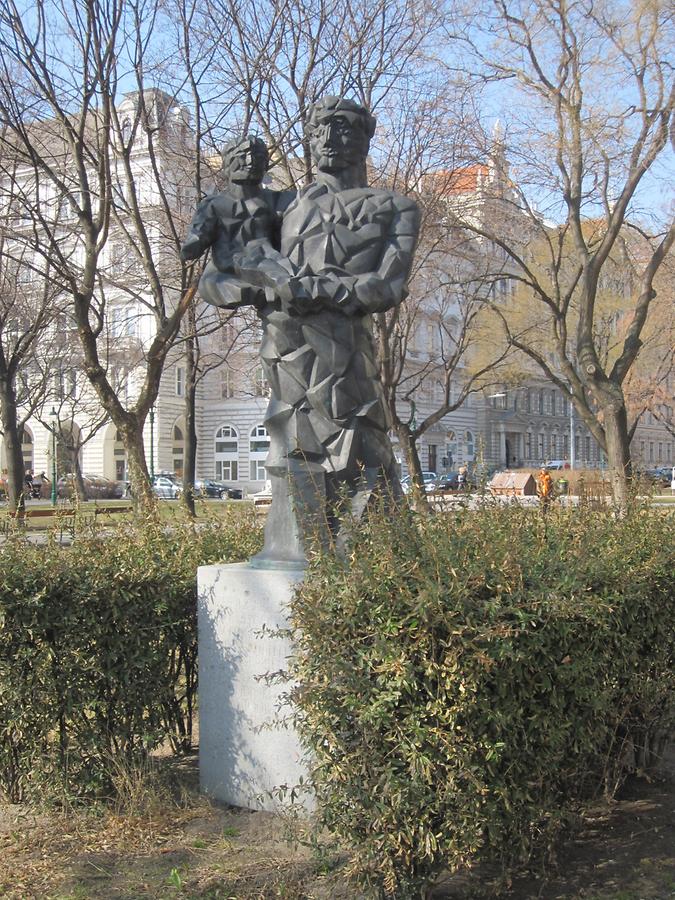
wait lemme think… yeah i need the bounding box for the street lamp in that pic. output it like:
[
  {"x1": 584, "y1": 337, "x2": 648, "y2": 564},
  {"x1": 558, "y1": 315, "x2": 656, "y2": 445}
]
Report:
[
  {"x1": 50, "y1": 406, "x2": 58, "y2": 506},
  {"x1": 569, "y1": 391, "x2": 575, "y2": 470},
  {"x1": 149, "y1": 406, "x2": 155, "y2": 478}
]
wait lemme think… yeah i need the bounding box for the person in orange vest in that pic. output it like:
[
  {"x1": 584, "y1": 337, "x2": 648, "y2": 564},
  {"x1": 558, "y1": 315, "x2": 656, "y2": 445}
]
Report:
[{"x1": 536, "y1": 466, "x2": 554, "y2": 511}]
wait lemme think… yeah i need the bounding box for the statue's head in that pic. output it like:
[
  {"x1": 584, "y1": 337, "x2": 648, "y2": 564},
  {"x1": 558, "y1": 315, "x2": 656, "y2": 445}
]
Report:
[
  {"x1": 305, "y1": 97, "x2": 376, "y2": 174},
  {"x1": 221, "y1": 135, "x2": 269, "y2": 185}
]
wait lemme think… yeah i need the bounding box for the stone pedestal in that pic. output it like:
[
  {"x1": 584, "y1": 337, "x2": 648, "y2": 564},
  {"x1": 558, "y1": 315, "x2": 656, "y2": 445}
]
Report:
[{"x1": 197, "y1": 562, "x2": 310, "y2": 811}]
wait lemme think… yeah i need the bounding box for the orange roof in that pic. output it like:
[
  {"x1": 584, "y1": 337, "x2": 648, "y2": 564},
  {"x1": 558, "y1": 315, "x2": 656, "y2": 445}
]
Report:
[{"x1": 424, "y1": 165, "x2": 490, "y2": 196}]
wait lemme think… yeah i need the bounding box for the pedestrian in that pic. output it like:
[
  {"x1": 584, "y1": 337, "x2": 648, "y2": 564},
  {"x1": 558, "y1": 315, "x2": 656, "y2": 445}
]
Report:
[
  {"x1": 458, "y1": 465, "x2": 468, "y2": 491},
  {"x1": 536, "y1": 466, "x2": 554, "y2": 512},
  {"x1": 24, "y1": 469, "x2": 34, "y2": 496}
]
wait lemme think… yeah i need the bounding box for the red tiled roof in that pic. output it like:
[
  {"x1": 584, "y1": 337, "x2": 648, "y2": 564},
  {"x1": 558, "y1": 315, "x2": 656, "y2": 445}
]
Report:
[{"x1": 424, "y1": 165, "x2": 490, "y2": 196}]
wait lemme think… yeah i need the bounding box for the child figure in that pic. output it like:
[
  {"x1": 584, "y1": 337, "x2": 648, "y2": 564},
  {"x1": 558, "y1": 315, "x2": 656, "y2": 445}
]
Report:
[{"x1": 181, "y1": 135, "x2": 293, "y2": 310}]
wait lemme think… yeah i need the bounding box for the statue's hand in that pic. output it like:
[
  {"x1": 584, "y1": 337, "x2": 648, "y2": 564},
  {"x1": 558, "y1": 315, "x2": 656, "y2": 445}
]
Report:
[{"x1": 278, "y1": 276, "x2": 317, "y2": 315}]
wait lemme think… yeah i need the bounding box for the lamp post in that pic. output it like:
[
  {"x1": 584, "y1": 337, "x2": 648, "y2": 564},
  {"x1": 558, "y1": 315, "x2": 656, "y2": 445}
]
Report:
[
  {"x1": 149, "y1": 407, "x2": 155, "y2": 478},
  {"x1": 569, "y1": 393, "x2": 575, "y2": 470},
  {"x1": 50, "y1": 406, "x2": 58, "y2": 506}
]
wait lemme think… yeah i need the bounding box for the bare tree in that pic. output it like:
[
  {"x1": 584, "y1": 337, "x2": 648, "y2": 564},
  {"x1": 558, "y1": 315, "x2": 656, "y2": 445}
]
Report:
[
  {"x1": 443, "y1": 0, "x2": 674, "y2": 505},
  {"x1": 0, "y1": 0, "x2": 233, "y2": 510},
  {"x1": 0, "y1": 150, "x2": 61, "y2": 512}
]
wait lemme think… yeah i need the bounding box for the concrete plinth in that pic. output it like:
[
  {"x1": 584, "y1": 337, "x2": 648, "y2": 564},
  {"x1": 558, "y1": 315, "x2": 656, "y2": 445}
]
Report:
[{"x1": 197, "y1": 562, "x2": 310, "y2": 811}]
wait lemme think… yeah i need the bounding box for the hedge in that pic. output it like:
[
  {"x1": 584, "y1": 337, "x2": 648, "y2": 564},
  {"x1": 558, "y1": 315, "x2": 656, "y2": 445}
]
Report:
[
  {"x1": 289, "y1": 502, "x2": 675, "y2": 898},
  {"x1": 0, "y1": 510, "x2": 262, "y2": 801}
]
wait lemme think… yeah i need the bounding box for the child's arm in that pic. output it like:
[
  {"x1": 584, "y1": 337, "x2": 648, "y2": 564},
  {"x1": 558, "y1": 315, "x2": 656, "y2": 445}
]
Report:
[{"x1": 180, "y1": 196, "x2": 217, "y2": 262}]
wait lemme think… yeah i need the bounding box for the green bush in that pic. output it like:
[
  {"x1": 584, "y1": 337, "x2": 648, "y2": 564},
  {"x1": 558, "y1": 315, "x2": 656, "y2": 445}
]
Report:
[
  {"x1": 289, "y1": 503, "x2": 675, "y2": 898},
  {"x1": 0, "y1": 509, "x2": 262, "y2": 802}
]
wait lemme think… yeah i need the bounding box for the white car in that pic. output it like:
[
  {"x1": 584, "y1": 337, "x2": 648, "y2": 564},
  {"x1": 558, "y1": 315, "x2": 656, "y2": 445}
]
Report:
[
  {"x1": 400, "y1": 472, "x2": 437, "y2": 494},
  {"x1": 151, "y1": 475, "x2": 182, "y2": 499}
]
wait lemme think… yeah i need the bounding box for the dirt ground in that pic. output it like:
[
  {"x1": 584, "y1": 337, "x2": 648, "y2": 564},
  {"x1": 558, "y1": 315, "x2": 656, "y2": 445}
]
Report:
[{"x1": 0, "y1": 744, "x2": 673, "y2": 900}]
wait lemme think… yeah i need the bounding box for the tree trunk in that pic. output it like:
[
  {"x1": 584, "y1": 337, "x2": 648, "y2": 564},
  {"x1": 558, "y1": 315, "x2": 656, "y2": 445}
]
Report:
[
  {"x1": 602, "y1": 402, "x2": 632, "y2": 510},
  {"x1": 182, "y1": 317, "x2": 197, "y2": 519},
  {"x1": 0, "y1": 375, "x2": 26, "y2": 514},
  {"x1": 71, "y1": 441, "x2": 87, "y2": 502},
  {"x1": 122, "y1": 423, "x2": 156, "y2": 514},
  {"x1": 396, "y1": 423, "x2": 429, "y2": 509}
]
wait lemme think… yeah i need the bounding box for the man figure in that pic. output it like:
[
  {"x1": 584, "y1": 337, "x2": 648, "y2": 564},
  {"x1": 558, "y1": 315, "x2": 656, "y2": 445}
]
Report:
[{"x1": 237, "y1": 96, "x2": 420, "y2": 564}]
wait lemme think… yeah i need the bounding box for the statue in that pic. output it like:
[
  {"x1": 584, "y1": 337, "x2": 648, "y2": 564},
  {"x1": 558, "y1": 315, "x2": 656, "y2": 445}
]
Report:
[
  {"x1": 180, "y1": 135, "x2": 293, "y2": 309},
  {"x1": 182, "y1": 99, "x2": 420, "y2": 566}
]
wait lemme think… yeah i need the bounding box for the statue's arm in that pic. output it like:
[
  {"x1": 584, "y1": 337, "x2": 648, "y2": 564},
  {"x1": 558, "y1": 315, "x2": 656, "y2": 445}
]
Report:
[
  {"x1": 347, "y1": 198, "x2": 420, "y2": 314},
  {"x1": 275, "y1": 197, "x2": 420, "y2": 316},
  {"x1": 180, "y1": 196, "x2": 218, "y2": 262}
]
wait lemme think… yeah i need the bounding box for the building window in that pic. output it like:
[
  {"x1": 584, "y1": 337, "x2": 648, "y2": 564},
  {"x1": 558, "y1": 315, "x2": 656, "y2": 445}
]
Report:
[
  {"x1": 551, "y1": 390, "x2": 556, "y2": 416},
  {"x1": 249, "y1": 424, "x2": 269, "y2": 481},
  {"x1": 525, "y1": 431, "x2": 532, "y2": 460},
  {"x1": 215, "y1": 425, "x2": 239, "y2": 481},
  {"x1": 111, "y1": 304, "x2": 137, "y2": 338},
  {"x1": 585, "y1": 436, "x2": 591, "y2": 461},
  {"x1": 172, "y1": 424, "x2": 185, "y2": 478},
  {"x1": 220, "y1": 368, "x2": 234, "y2": 399},
  {"x1": 465, "y1": 430, "x2": 475, "y2": 460},
  {"x1": 175, "y1": 366, "x2": 185, "y2": 397},
  {"x1": 524, "y1": 388, "x2": 531, "y2": 412},
  {"x1": 446, "y1": 431, "x2": 457, "y2": 469},
  {"x1": 19, "y1": 425, "x2": 33, "y2": 473},
  {"x1": 538, "y1": 390, "x2": 544, "y2": 414},
  {"x1": 537, "y1": 432, "x2": 544, "y2": 459},
  {"x1": 649, "y1": 441, "x2": 654, "y2": 462},
  {"x1": 253, "y1": 367, "x2": 269, "y2": 398}
]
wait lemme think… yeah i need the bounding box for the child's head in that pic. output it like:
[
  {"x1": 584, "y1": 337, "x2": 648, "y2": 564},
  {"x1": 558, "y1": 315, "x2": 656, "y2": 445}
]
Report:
[{"x1": 222, "y1": 136, "x2": 269, "y2": 186}]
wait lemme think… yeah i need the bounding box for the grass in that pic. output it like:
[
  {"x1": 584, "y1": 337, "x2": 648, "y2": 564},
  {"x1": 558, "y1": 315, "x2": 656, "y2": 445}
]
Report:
[
  {"x1": 1, "y1": 745, "x2": 673, "y2": 900},
  {"x1": 0, "y1": 498, "x2": 252, "y2": 533}
]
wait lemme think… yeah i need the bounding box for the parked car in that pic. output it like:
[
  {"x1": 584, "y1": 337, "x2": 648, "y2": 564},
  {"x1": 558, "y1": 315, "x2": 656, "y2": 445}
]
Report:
[
  {"x1": 642, "y1": 467, "x2": 673, "y2": 487},
  {"x1": 151, "y1": 474, "x2": 182, "y2": 499},
  {"x1": 193, "y1": 479, "x2": 224, "y2": 499},
  {"x1": 193, "y1": 479, "x2": 243, "y2": 500},
  {"x1": 57, "y1": 473, "x2": 123, "y2": 499},
  {"x1": 544, "y1": 459, "x2": 568, "y2": 470},
  {"x1": 213, "y1": 481, "x2": 243, "y2": 500},
  {"x1": 400, "y1": 472, "x2": 437, "y2": 494},
  {"x1": 431, "y1": 471, "x2": 476, "y2": 493}
]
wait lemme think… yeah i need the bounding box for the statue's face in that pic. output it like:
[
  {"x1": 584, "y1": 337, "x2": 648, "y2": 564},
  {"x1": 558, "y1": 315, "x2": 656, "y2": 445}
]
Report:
[
  {"x1": 309, "y1": 111, "x2": 368, "y2": 172},
  {"x1": 226, "y1": 141, "x2": 268, "y2": 184}
]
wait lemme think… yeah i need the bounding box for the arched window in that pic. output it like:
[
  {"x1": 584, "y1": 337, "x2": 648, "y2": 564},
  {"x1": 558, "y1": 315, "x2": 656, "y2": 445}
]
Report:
[
  {"x1": 122, "y1": 118, "x2": 132, "y2": 143},
  {"x1": 465, "y1": 430, "x2": 475, "y2": 460},
  {"x1": 215, "y1": 425, "x2": 238, "y2": 481},
  {"x1": 114, "y1": 429, "x2": 127, "y2": 481},
  {"x1": 550, "y1": 432, "x2": 558, "y2": 458},
  {"x1": 172, "y1": 424, "x2": 185, "y2": 478},
  {"x1": 249, "y1": 424, "x2": 269, "y2": 481},
  {"x1": 19, "y1": 425, "x2": 33, "y2": 474}
]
